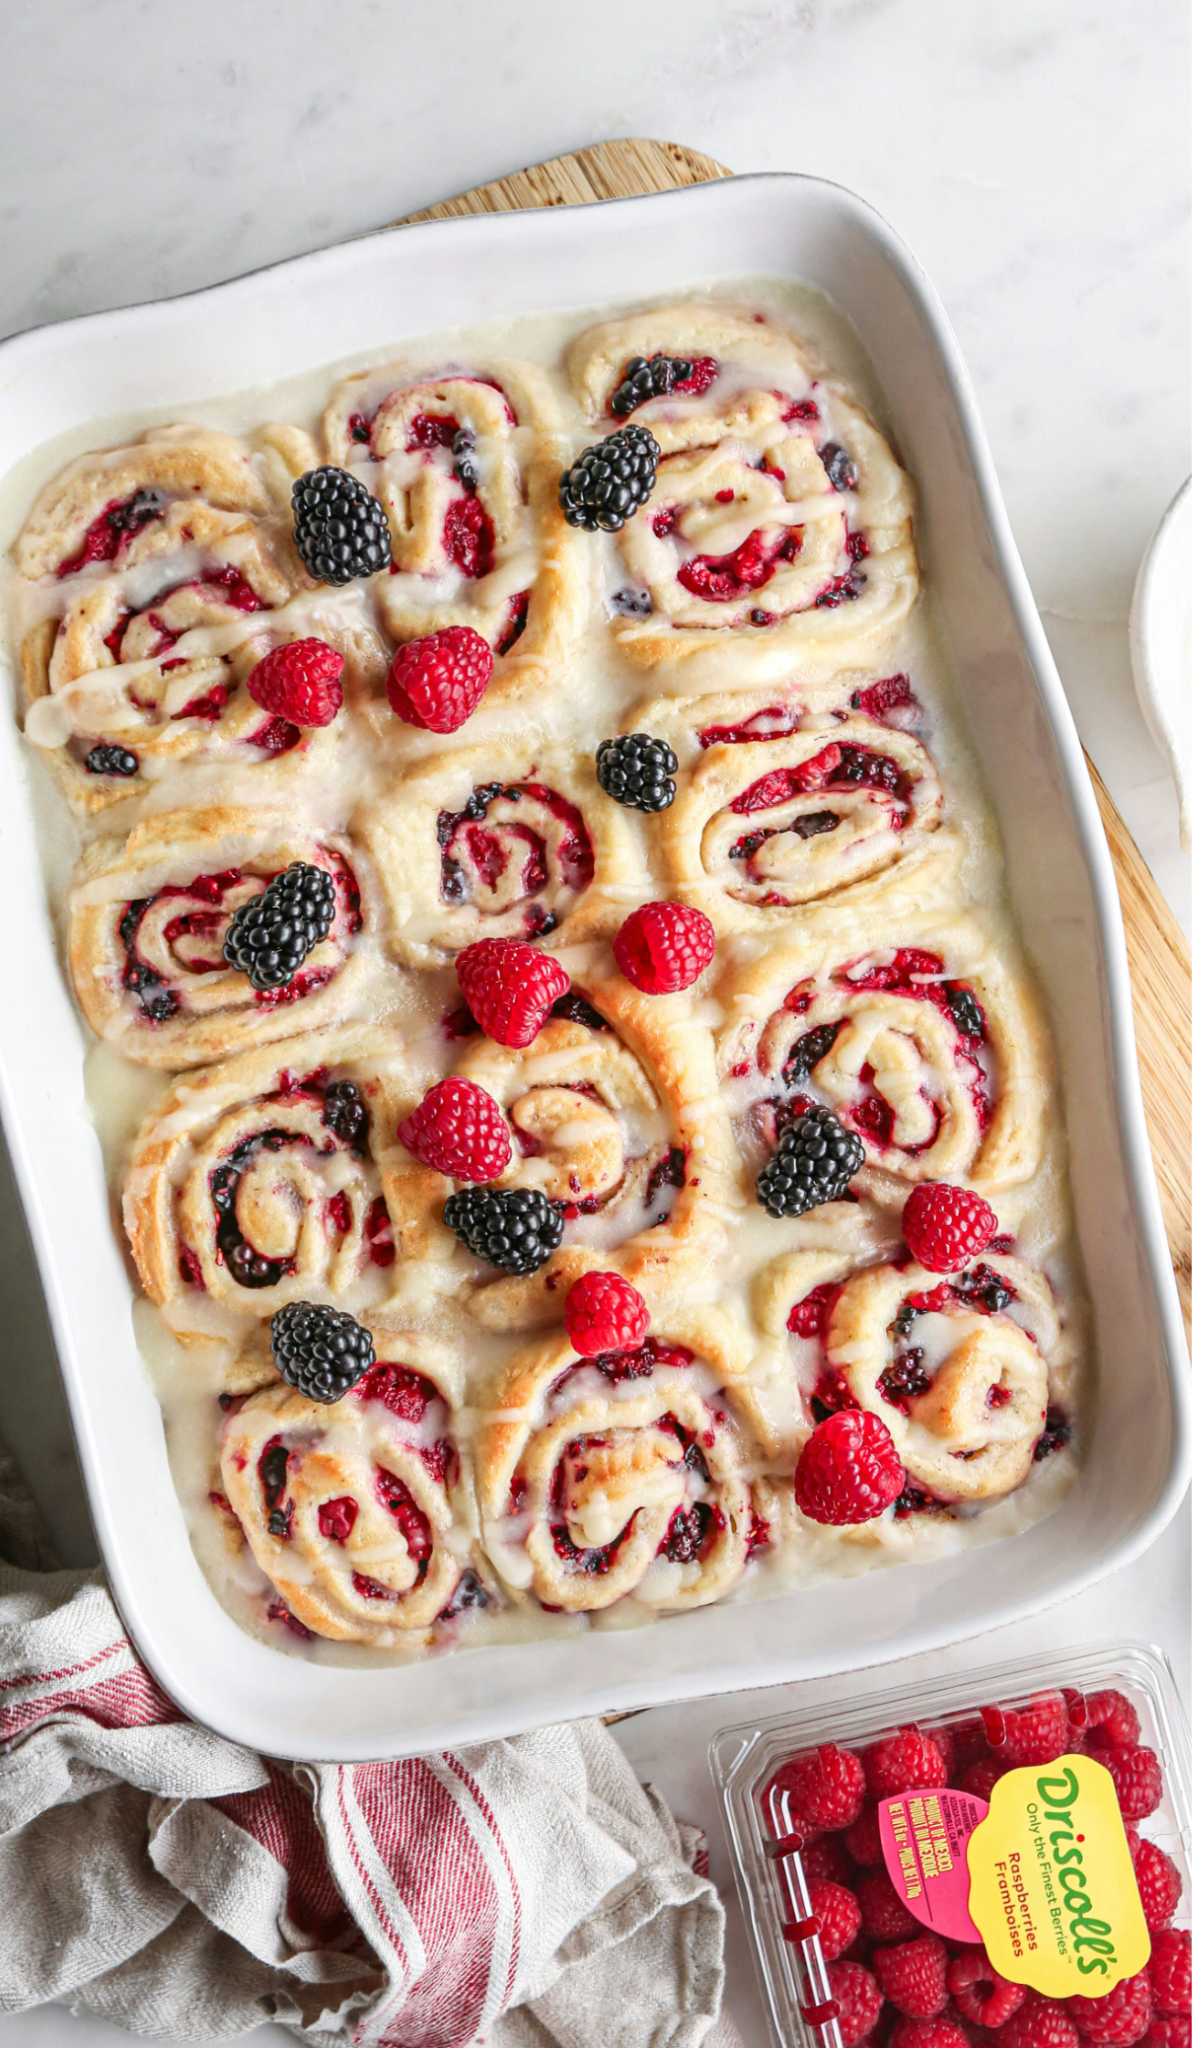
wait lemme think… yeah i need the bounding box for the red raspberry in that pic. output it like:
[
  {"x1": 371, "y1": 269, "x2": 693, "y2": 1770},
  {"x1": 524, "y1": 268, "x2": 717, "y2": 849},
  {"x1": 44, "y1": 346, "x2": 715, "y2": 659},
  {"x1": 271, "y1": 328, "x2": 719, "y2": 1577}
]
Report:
[
  {"x1": 927, "y1": 1725, "x2": 956, "y2": 1779},
  {"x1": 1145, "y1": 2021, "x2": 1192, "y2": 2048},
  {"x1": 864, "y1": 1729, "x2": 949, "y2": 1801},
  {"x1": 773, "y1": 1745, "x2": 866, "y2": 1832},
  {"x1": 1080, "y1": 1688, "x2": 1142, "y2": 1748},
  {"x1": 846, "y1": 1805, "x2": 887, "y2": 1867},
  {"x1": 858, "y1": 1871, "x2": 922, "y2": 1943},
  {"x1": 397, "y1": 1077, "x2": 511, "y2": 1182},
  {"x1": 872, "y1": 1933, "x2": 950, "y2": 2018},
  {"x1": 565, "y1": 1271, "x2": 650, "y2": 1356},
  {"x1": 947, "y1": 1948, "x2": 1025, "y2": 2028},
  {"x1": 827, "y1": 1960, "x2": 884, "y2": 2047},
  {"x1": 612, "y1": 901, "x2": 715, "y2": 994},
  {"x1": 960, "y1": 1756, "x2": 1005, "y2": 1801},
  {"x1": 890, "y1": 2018, "x2": 970, "y2": 2048},
  {"x1": 803, "y1": 1832, "x2": 856, "y2": 1885},
  {"x1": 456, "y1": 937, "x2": 570, "y2": 1048},
  {"x1": 1092, "y1": 1744, "x2": 1164, "y2": 1820},
  {"x1": 807, "y1": 1879, "x2": 864, "y2": 1961},
  {"x1": 386, "y1": 625, "x2": 493, "y2": 733},
  {"x1": 902, "y1": 1182, "x2": 998, "y2": 1273},
  {"x1": 997, "y1": 1991, "x2": 1082, "y2": 2048},
  {"x1": 949, "y1": 1715, "x2": 992, "y2": 1775},
  {"x1": 981, "y1": 1691, "x2": 1071, "y2": 1767},
  {"x1": 1152, "y1": 1931, "x2": 1192, "y2": 2016},
  {"x1": 246, "y1": 637, "x2": 344, "y2": 726},
  {"x1": 1070, "y1": 1971, "x2": 1154, "y2": 2044},
  {"x1": 795, "y1": 1410, "x2": 905, "y2": 1526},
  {"x1": 1132, "y1": 1837, "x2": 1183, "y2": 1929}
]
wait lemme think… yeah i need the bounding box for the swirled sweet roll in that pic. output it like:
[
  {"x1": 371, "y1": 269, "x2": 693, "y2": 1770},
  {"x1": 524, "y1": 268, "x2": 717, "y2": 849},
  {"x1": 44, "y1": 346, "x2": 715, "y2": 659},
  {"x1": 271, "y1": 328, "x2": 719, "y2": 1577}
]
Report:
[
  {"x1": 323, "y1": 357, "x2": 584, "y2": 708},
  {"x1": 69, "y1": 808, "x2": 372, "y2": 1067},
  {"x1": 755, "y1": 1237, "x2": 1076, "y2": 1510},
  {"x1": 567, "y1": 304, "x2": 917, "y2": 686},
  {"x1": 221, "y1": 1338, "x2": 478, "y2": 1646},
  {"x1": 659, "y1": 711, "x2": 956, "y2": 933},
  {"x1": 475, "y1": 1308, "x2": 778, "y2": 1614},
  {"x1": 718, "y1": 914, "x2": 1049, "y2": 1203},
  {"x1": 14, "y1": 425, "x2": 383, "y2": 811},
  {"x1": 359, "y1": 739, "x2": 638, "y2": 965},
  {"x1": 124, "y1": 1029, "x2": 407, "y2": 1342},
  {"x1": 385, "y1": 979, "x2": 740, "y2": 1330}
]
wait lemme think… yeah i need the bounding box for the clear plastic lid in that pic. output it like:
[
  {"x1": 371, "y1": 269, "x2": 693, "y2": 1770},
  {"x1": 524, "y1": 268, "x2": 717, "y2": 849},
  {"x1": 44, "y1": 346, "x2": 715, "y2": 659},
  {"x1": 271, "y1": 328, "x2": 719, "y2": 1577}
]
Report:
[{"x1": 711, "y1": 1643, "x2": 1191, "y2": 2048}]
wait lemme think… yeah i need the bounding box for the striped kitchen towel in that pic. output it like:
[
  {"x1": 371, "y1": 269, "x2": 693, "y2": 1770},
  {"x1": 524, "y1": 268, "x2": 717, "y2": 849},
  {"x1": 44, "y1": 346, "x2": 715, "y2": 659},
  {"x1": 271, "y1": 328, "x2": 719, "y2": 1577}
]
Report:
[{"x1": 0, "y1": 1446, "x2": 737, "y2": 2048}]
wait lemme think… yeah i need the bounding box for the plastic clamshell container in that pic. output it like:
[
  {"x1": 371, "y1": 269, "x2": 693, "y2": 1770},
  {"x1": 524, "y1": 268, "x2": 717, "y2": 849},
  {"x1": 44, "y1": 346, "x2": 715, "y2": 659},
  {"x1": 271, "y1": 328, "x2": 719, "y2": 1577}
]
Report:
[
  {"x1": 0, "y1": 174, "x2": 1188, "y2": 1760},
  {"x1": 711, "y1": 1641, "x2": 1192, "y2": 2048}
]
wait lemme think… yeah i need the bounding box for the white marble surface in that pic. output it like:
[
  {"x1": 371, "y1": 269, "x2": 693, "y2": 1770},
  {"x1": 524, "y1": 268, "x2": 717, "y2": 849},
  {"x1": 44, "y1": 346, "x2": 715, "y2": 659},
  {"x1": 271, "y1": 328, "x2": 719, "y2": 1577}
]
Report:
[{"x1": 0, "y1": 0, "x2": 1187, "y2": 2040}]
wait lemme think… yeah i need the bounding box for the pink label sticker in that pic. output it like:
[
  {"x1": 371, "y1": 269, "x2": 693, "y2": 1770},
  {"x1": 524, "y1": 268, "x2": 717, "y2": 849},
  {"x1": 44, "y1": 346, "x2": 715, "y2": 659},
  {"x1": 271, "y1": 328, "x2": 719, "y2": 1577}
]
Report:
[{"x1": 878, "y1": 1787, "x2": 989, "y2": 1943}]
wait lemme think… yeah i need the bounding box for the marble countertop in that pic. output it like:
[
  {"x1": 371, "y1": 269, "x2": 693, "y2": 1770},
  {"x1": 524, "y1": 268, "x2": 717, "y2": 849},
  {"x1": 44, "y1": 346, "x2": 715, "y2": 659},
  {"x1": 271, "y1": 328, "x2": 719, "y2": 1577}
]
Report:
[{"x1": 0, "y1": 0, "x2": 1187, "y2": 2040}]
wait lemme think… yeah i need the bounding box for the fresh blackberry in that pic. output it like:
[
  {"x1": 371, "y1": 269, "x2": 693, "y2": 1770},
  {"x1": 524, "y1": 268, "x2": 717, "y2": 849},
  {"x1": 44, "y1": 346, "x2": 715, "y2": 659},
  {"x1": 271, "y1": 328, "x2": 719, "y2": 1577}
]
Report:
[
  {"x1": 559, "y1": 426, "x2": 660, "y2": 533},
  {"x1": 270, "y1": 1302, "x2": 375, "y2": 1404},
  {"x1": 610, "y1": 354, "x2": 694, "y2": 417},
  {"x1": 85, "y1": 743, "x2": 139, "y2": 777},
  {"x1": 819, "y1": 441, "x2": 859, "y2": 492},
  {"x1": 322, "y1": 1079, "x2": 370, "y2": 1152},
  {"x1": 756, "y1": 1107, "x2": 865, "y2": 1218},
  {"x1": 443, "y1": 1185, "x2": 564, "y2": 1274},
  {"x1": 291, "y1": 466, "x2": 391, "y2": 583},
  {"x1": 596, "y1": 732, "x2": 678, "y2": 812},
  {"x1": 223, "y1": 861, "x2": 335, "y2": 991}
]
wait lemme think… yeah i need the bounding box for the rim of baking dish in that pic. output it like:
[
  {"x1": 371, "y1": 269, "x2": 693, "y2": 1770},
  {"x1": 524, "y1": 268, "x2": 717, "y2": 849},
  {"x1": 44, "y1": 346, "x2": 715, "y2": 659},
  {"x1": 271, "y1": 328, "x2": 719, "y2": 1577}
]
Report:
[{"x1": 0, "y1": 170, "x2": 1186, "y2": 1760}]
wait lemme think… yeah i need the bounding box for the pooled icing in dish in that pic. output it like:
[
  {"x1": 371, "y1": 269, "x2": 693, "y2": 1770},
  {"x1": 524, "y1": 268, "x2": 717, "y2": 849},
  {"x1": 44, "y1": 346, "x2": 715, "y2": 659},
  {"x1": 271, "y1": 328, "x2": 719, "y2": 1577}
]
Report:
[{"x1": 0, "y1": 279, "x2": 1087, "y2": 1667}]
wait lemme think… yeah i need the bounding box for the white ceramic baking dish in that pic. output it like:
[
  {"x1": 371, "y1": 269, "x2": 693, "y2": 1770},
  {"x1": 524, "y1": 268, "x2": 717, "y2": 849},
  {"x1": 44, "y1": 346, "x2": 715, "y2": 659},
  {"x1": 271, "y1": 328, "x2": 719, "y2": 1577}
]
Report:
[{"x1": 0, "y1": 174, "x2": 1187, "y2": 1762}]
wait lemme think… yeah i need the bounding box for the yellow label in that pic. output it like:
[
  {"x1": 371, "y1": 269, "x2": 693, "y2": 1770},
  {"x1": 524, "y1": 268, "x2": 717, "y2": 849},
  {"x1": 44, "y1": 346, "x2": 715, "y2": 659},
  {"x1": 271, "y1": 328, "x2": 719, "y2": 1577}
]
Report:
[{"x1": 966, "y1": 1755, "x2": 1151, "y2": 1995}]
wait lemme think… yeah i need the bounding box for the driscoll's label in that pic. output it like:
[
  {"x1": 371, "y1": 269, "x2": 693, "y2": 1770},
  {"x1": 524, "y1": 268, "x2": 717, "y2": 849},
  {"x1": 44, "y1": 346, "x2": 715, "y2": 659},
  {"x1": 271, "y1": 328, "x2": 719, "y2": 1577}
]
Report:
[
  {"x1": 966, "y1": 1756, "x2": 1151, "y2": 1995},
  {"x1": 879, "y1": 1755, "x2": 1150, "y2": 1996}
]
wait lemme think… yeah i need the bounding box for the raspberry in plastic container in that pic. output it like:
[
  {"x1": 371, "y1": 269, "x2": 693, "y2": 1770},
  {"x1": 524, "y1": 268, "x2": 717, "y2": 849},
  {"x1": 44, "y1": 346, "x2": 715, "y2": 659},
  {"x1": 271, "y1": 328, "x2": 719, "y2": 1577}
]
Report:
[{"x1": 711, "y1": 1644, "x2": 1190, "y2": 2048}]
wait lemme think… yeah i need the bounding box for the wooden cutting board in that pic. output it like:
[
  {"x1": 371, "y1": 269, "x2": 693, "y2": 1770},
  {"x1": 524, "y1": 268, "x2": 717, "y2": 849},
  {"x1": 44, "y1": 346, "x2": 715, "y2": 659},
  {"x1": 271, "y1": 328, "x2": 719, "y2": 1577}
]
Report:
[{"x1": 397, "y1": 140, "x2": 1191, "y2": 1334}]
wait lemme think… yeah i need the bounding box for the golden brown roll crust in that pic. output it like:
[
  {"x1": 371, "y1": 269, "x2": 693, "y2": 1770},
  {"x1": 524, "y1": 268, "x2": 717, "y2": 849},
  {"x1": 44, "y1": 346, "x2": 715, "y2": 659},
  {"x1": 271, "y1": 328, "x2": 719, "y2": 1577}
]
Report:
[
  {"x1": 716, "y1": 911, "x2": 1049, "y2": 1201},
  {"x1": 566, "y1": 304, "x2": 917, "y2": 684},
  {"x1": 358, "y1": 739, "x2": 639, "y2": 965},
  {"x1": 123, "y1": 1028, "x2": 408, "y2": 1342},
  {"x1": 68, "y1": 807, "x2": 374, "y2": 1068},
  {"x1": 220, "y1": 1341, "x2": 471, "y2": 1645},
  {"x1": 15, "y1": 426, "x2": 273, "y2": 580},
  {"x1": 625, "y1": 679, "x2": 877, "y2": 763},
  {"x1": 474, "y1": 1307, "x2": 775, "y2": 1613},
  {"x1": 323, "y1": 357, "x2": 586, "y2": 713},
  {"x1": 384, "y1": 976, "x2": 741, "y2": 1330}
]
